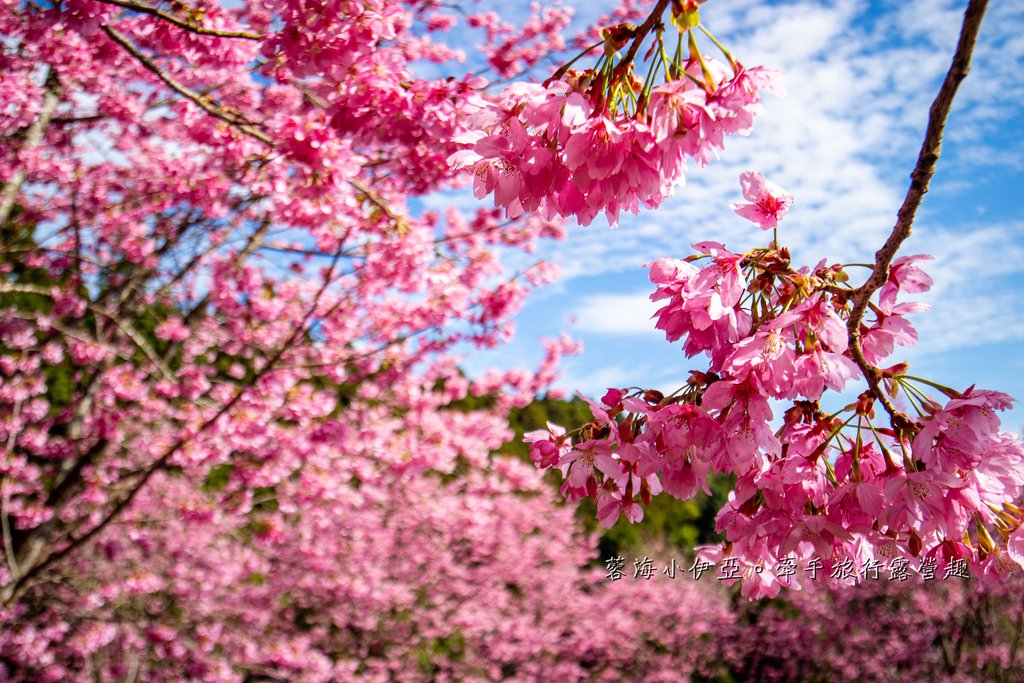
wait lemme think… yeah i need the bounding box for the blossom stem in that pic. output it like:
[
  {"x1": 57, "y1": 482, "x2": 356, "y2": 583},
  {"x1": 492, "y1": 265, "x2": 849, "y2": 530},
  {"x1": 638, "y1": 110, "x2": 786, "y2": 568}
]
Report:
[
  {"x1": 697, "y1": 24, "x2": 737, "y2": 72},
  {"x1": 638, "y1": 35, "x2": 664, "y2": 108},
  {"x1": 821, "y1": 453, "x2": 839, "y2": 486},
  {"x1": 656, "y1": 35, "x2": 675, "y2": 90},
  {"x1": 824, "y1": 404, "x2": 851, "y2": 423},
  {"x1": 549, "y1": 39, "x2": 605, "y2": 83},
  {"x1": 687, "y1": 28, "x2": 716, "y2": 92},
  {"x1": 822, "y1": 414, "x2": 857, "y2": 453},
  {"x1": 865, "y1": 417, "x2": 897, "y2": 469},
  {"x1": 903, "y1": 374, "x2": 961, "y2": 398},
  {"x1": 895, "y1": 378, "x2": 929, "y2": 418}
]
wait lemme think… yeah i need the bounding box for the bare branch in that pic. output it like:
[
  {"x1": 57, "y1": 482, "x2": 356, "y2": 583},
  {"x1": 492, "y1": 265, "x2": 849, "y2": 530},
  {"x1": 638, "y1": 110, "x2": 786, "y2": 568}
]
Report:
[{"x1": 845, "y1": 0, "x2": 988, "y2": 434}]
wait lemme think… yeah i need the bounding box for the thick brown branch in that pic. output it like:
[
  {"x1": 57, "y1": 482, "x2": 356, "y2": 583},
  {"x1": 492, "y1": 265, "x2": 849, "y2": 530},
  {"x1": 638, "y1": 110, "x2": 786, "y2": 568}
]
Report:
[
  {"x1": 846, "y1": 0, "x2": 988, "y2": 434},
  {"x1": 97, "y1": 0, "x2": 262, "y2": 40}
]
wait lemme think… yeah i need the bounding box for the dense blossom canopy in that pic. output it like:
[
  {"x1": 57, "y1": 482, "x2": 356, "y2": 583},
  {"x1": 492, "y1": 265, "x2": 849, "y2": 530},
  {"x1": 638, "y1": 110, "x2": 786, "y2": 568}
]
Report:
[
  {"x1": 0, "y1": 0, "x2": 1021, "y2": 679},
  {"x1": 0, "y1": 0, "x2": 602, "y2": 677}
]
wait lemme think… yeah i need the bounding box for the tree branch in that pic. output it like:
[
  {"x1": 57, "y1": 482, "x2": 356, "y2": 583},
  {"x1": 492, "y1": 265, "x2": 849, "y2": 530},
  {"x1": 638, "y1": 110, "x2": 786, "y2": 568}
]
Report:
[
  {"x1": 0, "y1": 69, "x2": 61, "y2": 227},
  {"x1": 97, "y1": 0, "x2": 262, "y2": 40},
  {"x1": 845, "y1": 0, "x2": 988, "y2": 434},
  {"x1": 1, "y1": 402, "x2": 23, "y2": 581},
  {"x1": 612, "y1": 0, "x2": 671, "y2": 82},
  {"x1": 102, "y1": 25, "x2": 273, "y2": 144},
  {"x1": 103, "y1": 25, "x2": 405, "y2": 228}
]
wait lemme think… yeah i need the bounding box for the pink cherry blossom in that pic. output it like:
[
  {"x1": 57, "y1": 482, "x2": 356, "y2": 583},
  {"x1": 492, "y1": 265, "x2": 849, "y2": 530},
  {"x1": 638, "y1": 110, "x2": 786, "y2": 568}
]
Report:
[{"x1": 732, "y1": 170, "x2": 794, "y2": 229}]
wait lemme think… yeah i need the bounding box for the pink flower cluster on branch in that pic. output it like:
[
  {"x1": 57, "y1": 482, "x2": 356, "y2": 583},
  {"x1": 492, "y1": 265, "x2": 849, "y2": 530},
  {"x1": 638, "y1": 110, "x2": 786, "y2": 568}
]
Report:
[
  {"x1": 530, "y1": 171, "x2": 1024, "y2": 598},
  {"x1": 450, "y1": 1, "x2": 782, "y2": 226},
  {"x1": 467, "y1": 3, "x2": 574, "y2": 78},
  {"x1": 0, "y1": 0, "x2": 626, "y2": 674}
]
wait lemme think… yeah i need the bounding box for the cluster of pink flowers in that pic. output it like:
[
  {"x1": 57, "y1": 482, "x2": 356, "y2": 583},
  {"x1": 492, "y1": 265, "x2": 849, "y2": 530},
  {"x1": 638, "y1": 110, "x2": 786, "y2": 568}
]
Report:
[
  {"x1": 467, "y1": 3, "x2": 574, "y2": 78},
  {"x1": 261, "y1": 0, "x2": 409, "y2": 80},
  {"x1": 0, "y1": 0, "x2": 639, "y2": 678},
  {"x1": 732, "y1": 170, "x2": 794, "y2": 230},
  {"x1": 529, "y1": 172, "x2": 1024, "y2": 598},
  {"x1": 450, "y1": 53, "x2": 782, "y2": 226},
  {"x1": 3, "y1": 0, "x2": 1022, "y2": 676}
]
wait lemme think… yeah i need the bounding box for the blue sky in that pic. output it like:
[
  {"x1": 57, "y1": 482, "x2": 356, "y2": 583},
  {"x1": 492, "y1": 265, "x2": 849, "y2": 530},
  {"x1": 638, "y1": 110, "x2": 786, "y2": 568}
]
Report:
[{"x1": 428, "y1": 0, "x2": 1024, "y2": 431}]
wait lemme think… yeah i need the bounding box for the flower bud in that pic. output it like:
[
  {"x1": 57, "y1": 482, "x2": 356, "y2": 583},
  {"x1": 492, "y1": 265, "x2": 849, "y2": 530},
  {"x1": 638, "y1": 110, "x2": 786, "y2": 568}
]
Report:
[
  {"x1": 601, "y1": 23, "x2": 636, "y2": 52},
  {"x1": 644, "y1": 389, "x2": 665, "y2": 404},
  {"x1": 602, "y1": 387, "x2": 623, "y2": 407},
  {"x1": 670, "y1": 0, "x2": 705, "y2": 29}
]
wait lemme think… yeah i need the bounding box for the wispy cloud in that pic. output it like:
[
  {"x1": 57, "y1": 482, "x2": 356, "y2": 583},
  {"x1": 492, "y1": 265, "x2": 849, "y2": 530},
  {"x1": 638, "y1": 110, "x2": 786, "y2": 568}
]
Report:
[{"x1": 573, "y1": 292, "x2": 661, "y2": 335}]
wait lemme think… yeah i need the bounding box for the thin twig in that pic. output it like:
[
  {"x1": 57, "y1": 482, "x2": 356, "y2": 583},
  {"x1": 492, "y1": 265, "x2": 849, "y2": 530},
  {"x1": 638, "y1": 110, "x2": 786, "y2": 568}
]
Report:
[
  {"x1": 102, "y1": 25, "x2": 272, "y2": 144},
  {"x1": 845, "y1": 0, "x2": 988, "y2": 434},
  {"x1": 97, "y1": 0, "x2": 262, "y2": 40},
  {"x1": 347, "y1": 178, "x2": 404, "y2": 226}
]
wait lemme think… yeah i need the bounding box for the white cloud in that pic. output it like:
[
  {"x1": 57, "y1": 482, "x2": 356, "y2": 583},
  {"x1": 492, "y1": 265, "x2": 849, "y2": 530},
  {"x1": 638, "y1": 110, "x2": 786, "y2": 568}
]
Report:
[
  {"x1": 572, "y1": 292, "x2": 661, "y2": 335},
  {"x1": 553, "y1": 364, "x2": 636, "y2": 396}
]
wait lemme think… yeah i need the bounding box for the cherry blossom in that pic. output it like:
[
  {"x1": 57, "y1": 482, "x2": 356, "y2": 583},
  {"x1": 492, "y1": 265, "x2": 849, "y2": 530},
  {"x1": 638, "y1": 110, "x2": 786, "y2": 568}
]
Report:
[
  {"x1": 450, "y1": 5, "x2": 782, "y2": 225},
  {"x1": 732, "y1": 170, "x2": 795, "y2": 230},
  {"x1": 534, "y1": 172, "x2": 1024, "y2": 596}
]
